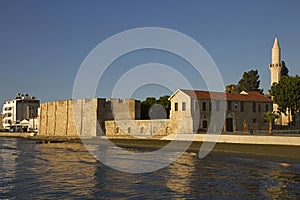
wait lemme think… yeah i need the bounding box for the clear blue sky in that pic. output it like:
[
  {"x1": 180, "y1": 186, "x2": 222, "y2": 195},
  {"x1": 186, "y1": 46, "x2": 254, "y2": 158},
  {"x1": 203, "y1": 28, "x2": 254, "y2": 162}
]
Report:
[{"x1": 1, "y1": 0, "x2": 300, "y2": 105}]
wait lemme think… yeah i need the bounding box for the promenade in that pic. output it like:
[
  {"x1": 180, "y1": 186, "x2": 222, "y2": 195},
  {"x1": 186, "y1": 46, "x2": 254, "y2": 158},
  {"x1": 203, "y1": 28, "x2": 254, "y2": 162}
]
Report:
[{"x1": 161, "y1": 132, "x2": 300, "y2": 146}]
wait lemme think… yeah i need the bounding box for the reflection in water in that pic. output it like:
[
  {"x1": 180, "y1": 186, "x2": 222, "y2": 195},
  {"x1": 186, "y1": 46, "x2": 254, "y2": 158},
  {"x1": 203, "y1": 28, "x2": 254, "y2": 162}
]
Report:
[
  {"x1": 0, "y1": 138, "x2": 299, "y2": 199},
  {"x1": 260, "y1": 162, "x2": 300, "y2": 199},
  {"x1": 33, "y1": 143, "x2": 97, "y2": 199},
  {"x1": 0, "y1": 138, "x2": 17, "y2": 196},
  {"x1": 166, "y1": 152, "x2": 196, "y2": 197}
]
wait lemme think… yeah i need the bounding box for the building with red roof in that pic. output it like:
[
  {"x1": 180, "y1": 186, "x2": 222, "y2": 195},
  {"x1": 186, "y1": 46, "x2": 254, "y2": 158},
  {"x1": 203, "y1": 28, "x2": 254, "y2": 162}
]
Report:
[{"x1": 168, "y1": 89, "x2": 273, "y2": 133}]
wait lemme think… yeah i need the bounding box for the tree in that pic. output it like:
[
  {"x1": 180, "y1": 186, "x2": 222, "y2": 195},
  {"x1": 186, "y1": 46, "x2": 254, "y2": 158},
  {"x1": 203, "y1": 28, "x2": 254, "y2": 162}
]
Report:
[
  {"x1": 270, "y1": 75, "x2": 300, "y2": 124},
  {"x1": 225, "y1": 84, "x2": 238, "y2": 93},
  {"x1": 141, "y1": 97, "x2": 156, "y2": 119},
  {"x1": 263, "y1": 111, "x2": 279, "y2": 135},
  {"x1": 237, "y1": 70, "x2": 263, "y2": 94},
  {"x1": 141, "y1": 95, "x2": 170, "y2": 119},
  {"x1": 157, "y1": 95, "x2": 171, "y2": 114},
  {"x1": 281, "y1": 61, "x2": 289, "y2": 77}
]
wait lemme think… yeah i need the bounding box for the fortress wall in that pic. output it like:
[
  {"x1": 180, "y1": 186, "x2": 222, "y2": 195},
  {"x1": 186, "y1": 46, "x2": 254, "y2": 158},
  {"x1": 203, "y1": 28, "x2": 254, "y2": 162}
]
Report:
[
  {"x1": 109, "y1": 99, "x2": 141, "y2": 120},
  {"x1": 97, "y1": 99, "x2": 107, "y2": 135},
  {"x1": 46, "y1": 102, "x2": 56, "y2": 136},
  {"x1": 39, "y1": 98, "x2": 142, "y2": 137},
  {"x1": 39, "y1": 98, "x2": 100, "y2": 137},
  {"x1": 55, "y1": 100, "x2": 68, "y2": 136},
  {"x1": 39, "y1": 103, "x2": 48, "y2": 135},
  {"x1": 67, "y1": 99, "x2": 82, "y2": 136},
  {"x1": 82, "y1": 98, "x2": 97, "y2": 137},
  {"x1": 105, "y1": 119, "x2": 173, "y2": 138}
]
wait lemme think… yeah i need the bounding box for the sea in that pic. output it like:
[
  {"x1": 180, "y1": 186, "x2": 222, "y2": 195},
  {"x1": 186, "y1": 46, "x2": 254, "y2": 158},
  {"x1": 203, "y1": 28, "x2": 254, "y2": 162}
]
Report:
[{"x1": 0, "y1": 137, "x2": 299, "y2": 199}]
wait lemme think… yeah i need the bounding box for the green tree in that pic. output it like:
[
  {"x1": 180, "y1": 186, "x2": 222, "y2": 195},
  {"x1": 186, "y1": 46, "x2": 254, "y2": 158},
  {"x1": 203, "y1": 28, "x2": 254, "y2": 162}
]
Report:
[
  {"x1": 237, "y1": 70, "x2": 263, "y2": 94},
  {"x1": 141, "y1": 97, "x2": 156, "y2": 119},
  {"x1": 270, "y1": 75, "x2": 300, "y2": 124},
  {"x1": 281, "y1": 61, "x2": 289, "y2": 77},
  {"x1": 157, "y1": 95, "x2": 171, "y2": 113},
  {"x1": 140, "y1": 95, "x2": 170, "y2": 119},
  {"x1": 225, "y1": 84, "x2": 238, "y2": 93},
  {"x1": 263, "y1": 111, "x2": 280, "y2": 135}
]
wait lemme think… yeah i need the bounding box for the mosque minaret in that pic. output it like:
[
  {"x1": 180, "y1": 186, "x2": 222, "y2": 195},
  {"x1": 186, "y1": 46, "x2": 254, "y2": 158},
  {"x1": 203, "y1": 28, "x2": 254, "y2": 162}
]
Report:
[{"x1": 269, "y1": 36, "x2": 282, "y2": 85}]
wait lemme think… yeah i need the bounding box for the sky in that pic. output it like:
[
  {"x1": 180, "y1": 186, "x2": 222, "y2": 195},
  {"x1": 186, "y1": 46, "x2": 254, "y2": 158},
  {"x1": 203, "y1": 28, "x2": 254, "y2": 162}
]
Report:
[{"x1": 0, "y1": 0, "x2": 300, "y2": 106}]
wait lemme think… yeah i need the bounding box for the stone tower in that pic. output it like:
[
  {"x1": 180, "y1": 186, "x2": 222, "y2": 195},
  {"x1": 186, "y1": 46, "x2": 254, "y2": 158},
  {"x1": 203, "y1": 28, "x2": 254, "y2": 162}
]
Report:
[
  {"x1": 269, "y1": 36, "x2": 289, "y2": 125},
  {"x1": 269, "y1": 37, "x2": 282, "y2": 84}
]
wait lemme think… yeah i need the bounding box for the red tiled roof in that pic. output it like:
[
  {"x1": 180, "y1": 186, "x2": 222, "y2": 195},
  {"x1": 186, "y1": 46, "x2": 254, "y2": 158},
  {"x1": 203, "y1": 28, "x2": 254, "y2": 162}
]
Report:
[{"x1": 180, "y1": 89, "x2": 273, "y2": 102}]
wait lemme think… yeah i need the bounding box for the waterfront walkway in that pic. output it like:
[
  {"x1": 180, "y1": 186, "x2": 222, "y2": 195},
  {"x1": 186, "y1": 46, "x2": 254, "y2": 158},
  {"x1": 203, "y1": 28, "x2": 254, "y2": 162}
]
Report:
[
  {"x1": 161, "y1": 133, "x2": 300, "y2": 146},
  {"x1": 1, "y1": 131, "x2": 300, "y2": 146}
]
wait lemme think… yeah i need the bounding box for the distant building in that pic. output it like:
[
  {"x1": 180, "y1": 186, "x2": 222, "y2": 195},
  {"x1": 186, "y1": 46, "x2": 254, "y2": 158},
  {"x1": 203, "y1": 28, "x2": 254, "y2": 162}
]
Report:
[
  {"x1": 0, "y1": 113, "x2": 3, "y2": 130},
  {"x1": 2, "y1": 93, "x2": 40, "y2": 131},
  {"x1": 169, "y1": 89, "x2": 273, "y2": 133}
]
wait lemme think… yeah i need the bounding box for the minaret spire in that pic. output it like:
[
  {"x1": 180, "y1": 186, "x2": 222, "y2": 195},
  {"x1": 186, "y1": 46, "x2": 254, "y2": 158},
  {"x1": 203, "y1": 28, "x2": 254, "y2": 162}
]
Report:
[
  {"x1": 271, "y1": 36, "x2": 281, "y2": 66},
  {"x1": 269, "y1": 36, "x2": 282, "y2": 85},
  {"x1": 273, "y1": 36, "x2": 280, "y2": 49}
]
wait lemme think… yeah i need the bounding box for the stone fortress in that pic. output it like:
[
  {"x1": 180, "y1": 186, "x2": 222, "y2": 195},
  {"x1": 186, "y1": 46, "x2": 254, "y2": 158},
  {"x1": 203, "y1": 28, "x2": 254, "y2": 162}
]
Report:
[
  {"x1": 39, "y1": 98, "x2": 141, "y2": 137},
  {"x1": 37, "y1": 37, "x2": 293, "y2": 137}
]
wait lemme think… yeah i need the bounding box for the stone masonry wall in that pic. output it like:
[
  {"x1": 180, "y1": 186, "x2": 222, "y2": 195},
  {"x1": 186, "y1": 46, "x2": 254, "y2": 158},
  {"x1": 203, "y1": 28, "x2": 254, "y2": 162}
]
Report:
[
  {"x1": 39, "y1": 98, "x2": 100, "y2": 136},
  {"x1": 39, "y1": 98, "x2": 140, "y2": 137},
  {"x1": 105, "y1": 119, "x2": 173, "y2": 138}
]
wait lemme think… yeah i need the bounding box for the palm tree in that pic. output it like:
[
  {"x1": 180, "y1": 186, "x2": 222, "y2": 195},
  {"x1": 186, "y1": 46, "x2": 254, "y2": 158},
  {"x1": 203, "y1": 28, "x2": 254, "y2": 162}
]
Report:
[{"x1": 263, "y1": 111, "x2": 280, "y2": 135}]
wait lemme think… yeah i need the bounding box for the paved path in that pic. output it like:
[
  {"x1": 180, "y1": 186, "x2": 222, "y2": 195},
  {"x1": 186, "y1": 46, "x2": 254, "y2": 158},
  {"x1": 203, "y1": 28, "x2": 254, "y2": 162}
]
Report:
[{"x1": 161, "y1": 133, "x2": 300, "y2": 146}]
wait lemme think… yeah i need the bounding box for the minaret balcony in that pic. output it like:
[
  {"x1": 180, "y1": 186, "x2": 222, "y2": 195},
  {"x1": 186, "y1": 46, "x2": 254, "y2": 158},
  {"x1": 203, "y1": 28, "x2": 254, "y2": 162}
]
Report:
[{"x1": 269, "y1": 63, "x2": 282, "y2": 68}]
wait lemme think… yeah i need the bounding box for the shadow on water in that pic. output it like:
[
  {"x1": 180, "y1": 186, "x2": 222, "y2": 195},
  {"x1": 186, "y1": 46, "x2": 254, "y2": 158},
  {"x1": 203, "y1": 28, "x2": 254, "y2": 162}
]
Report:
[{"x1": 0, "y1": 138, "x2": 299, "y2": 199}]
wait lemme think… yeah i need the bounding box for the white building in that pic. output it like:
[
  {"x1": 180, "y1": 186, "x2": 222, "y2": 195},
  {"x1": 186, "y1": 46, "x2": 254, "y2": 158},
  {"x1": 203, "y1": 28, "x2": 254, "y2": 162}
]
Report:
[{"x1": 2, "y1": 93, "x2": 40, "y2": 131}]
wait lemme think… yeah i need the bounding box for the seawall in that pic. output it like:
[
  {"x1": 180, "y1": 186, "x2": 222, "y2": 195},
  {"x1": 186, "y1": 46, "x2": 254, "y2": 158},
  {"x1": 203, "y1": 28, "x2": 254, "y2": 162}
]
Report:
[{"x1": 161, "y1": 134, "x2": 300, "y2": 146}]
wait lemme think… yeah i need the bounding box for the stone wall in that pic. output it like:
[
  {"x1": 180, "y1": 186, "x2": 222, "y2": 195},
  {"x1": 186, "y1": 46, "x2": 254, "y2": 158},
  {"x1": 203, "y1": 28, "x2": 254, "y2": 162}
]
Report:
[
  {"x1": 169, "y1": 91, "x2": 194, "y2": 133},
  {"x1": 196, "y1": 100, "x2": 272, "y2": 132},
  {"x1": 105, "y1": 119, "x2": 174, "y2": 138},
  {"x1": 105, "y1": 99, "x2": 141, "y2": 120},
  {"x1": 39, "y1": 98, "x2": 140, "y2": 136},
  {"x1": 39, "y1": 98, "x2": 102, "y2": 136}
]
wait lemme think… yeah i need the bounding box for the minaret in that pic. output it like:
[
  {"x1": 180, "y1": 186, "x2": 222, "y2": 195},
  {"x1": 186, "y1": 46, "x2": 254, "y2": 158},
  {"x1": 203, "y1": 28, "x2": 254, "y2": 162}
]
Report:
[
  {"x1": 269, "y1": 36, "x2": 287, "y2": 125},
  {"x1": 269, "y1": 37, "x2": 282, "y2": 84}
]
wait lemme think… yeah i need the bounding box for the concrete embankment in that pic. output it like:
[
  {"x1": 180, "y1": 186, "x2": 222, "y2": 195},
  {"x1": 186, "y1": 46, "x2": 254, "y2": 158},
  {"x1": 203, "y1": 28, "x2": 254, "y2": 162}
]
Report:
[
  {"x1": 0, "y1": 132, "x2": 80, "y2": 143},
  {"x1": 0, "y1": 132, "x2": 34, "y2": 138},
  {"x1": 1, "y1": 132, "x2": 300, "y2": 162},
  {"x1": 161, "y1": 134, "x2": 300, "y2": 146}
]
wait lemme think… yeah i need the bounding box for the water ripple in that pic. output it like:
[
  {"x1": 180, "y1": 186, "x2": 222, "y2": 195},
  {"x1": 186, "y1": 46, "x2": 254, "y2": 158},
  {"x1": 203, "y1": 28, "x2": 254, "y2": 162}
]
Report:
[{"x1": 0, "y1": 138, "x2": 299, "y2": 199}]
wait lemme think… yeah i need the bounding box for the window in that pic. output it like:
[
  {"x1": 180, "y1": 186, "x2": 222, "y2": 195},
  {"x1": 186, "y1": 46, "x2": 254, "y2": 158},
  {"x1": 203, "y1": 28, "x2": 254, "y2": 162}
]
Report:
[
  {"x1": 175, "y1": 103, "x2": 178, "y2": 111},
  {"x1": 240, "y1": 102, "x2": 244, "y2": 112},
  {"x1": 182, "y1": 102, "x2": 186, "y2": 111},
  {"x1": 253, "y1": 118, "x2": 257, "y2": 123},
  {"x1": 216, "y1": 100, "x2": 220, "y2": 111},
  {"x1": 227, "y1": 101, "x2": 232, "y2": 111},
  {"x1": 265, "y1": 104, "x2": 269, "y2": 112},
  {"x1": 252, "y1": 103, "x2": 256, "y2": 112},
  {"x1": 203, "y1": 120, "x2": 208, "y2": 128},
  {"x1": 202, "y1": 102, "x2": 206, "y2": 111},
  {"x1": 209, "y1": 102, "x2": 212, "y2": 111},
  {"x1": 234, "y1": 101, "x2": 238, "y2": 109},
  {"x1": 258, "y1": 104, "x2": 261, "y2": 112}
]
